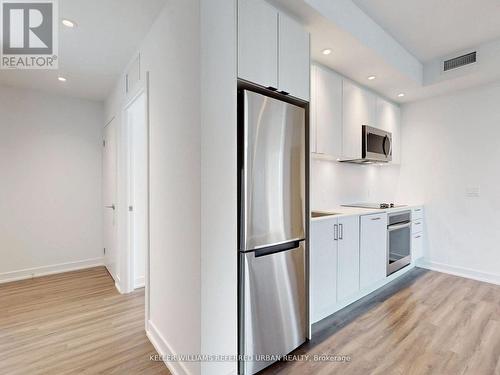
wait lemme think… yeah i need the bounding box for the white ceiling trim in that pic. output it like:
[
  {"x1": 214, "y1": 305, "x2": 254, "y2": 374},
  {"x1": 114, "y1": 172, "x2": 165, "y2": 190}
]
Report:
[{"x1": 304, "y1": 0, "x2": 423, "y2": 84}]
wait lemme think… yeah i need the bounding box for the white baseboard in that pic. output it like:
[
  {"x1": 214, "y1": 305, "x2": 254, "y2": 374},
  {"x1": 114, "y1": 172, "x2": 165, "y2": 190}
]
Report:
[
  {"x1": 135, "y1": 276, "x2": 145, "y2": 289},
  {"x1": 146, "y1": 320, "x2": 191, "y2": 375},
  {"x1": 0, "y1": 257, "x2": 105, "y2": 284},
  {"x1": 115, "y1": 281, "x2": 124, "y2": 294},
  {"x1": 417, "y1": 258, "x2": 500, "y2": 286}
]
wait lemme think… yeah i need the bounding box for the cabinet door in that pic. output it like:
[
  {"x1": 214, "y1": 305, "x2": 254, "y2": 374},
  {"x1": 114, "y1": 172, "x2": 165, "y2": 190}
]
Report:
[
  {"x1": 337, "y1": 216, "x2": 360, "y2": 301},
  {"x1": 310, "y1": 65, "x2": 317, "y2": 153},
  {"x1": 412, "y1": 233, "x2": 423, "y2": 261},
  {"x1": 310, "y1": 219, "x2": 337, "y2": 322},
  {"x1": 238, "y1": 0, "x2": 278, "y2": 89},
  {"x1": 376, "y1": 98, "x2": 401, "y2": 164},
  {"x1": 360, "y1": 213, "x2": 387, "y2": 289},
  {"x1": 313, "y1": 64, "x2": 342, "y2": 157},
  {"x1": 342, "y1": 80, "x2": 376, "y2": 160},
  {"x1": 278, "y1": 12, "x2": 310, "y2": 100}
]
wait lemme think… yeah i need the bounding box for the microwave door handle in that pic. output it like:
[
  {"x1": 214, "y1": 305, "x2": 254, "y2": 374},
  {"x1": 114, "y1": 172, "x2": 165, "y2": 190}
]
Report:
[{"x1": 383, "y1": 136, "x2": 391, "y2": 157}]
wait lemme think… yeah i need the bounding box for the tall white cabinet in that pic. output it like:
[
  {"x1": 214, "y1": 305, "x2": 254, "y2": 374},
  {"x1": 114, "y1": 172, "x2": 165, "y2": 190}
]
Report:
[{"x1": 237, "y1": 0, "x2": 310, "y2": 100}]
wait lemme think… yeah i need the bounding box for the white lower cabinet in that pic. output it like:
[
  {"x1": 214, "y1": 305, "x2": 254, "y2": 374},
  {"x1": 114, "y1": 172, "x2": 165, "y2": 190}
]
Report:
[
  {"x1": 311, "y1": 207, "x2": 424, "y2": 325},
  {"x1": 412, "y1": 207, "x2": 424, "y2": 260},
  {"x1": 412, "y1": 233, "x2": 423, "y2": 260},
  {"x1": 310, "y1": 218, "x2": 337, "y2": 322},
  {"x1": 360, "y1": 213, "x2": 387, "y2": 290},
  {"x1": 310, "y1": 215, "x2": 360, "y2": 322},
  {"x1": 337, "y1": 216, "x2": 360, "y2": 301}
]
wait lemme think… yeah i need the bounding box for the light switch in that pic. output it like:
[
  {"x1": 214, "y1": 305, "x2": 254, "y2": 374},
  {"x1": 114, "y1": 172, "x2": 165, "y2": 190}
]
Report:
[{"x1": 465, "y1": 186, "x2": 480, "y2": 198}]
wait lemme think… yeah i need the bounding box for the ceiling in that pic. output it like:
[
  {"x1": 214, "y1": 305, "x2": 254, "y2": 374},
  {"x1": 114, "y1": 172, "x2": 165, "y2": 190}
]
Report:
[
  {"x1": 0, "y1": 0, "x2": 167, "y2": 101},
  {"x1": 352, "y1": 0, "x2": 500, "y2": 62},
  {"x1": 273, "y1": 0, "x2": 500, "y2": 103}
]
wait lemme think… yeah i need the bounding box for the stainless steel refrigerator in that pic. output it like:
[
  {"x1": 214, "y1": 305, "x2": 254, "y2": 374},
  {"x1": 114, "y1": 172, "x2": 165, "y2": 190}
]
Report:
[{"x1": 238, "y1": 89, "x2": 307, "y2": 375}]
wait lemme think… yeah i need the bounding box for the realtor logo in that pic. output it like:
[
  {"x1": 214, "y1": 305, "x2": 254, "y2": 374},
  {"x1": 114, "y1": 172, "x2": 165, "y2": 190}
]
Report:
[{"x1": 1, "y1": 0, "x2": 58, "y2": 69}]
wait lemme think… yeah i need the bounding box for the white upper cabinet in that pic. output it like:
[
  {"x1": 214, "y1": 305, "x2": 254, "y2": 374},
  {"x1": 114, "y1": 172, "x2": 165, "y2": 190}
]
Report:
[
  {"x1": 376, "y1": 98, "x2": 401, "y2": 164},
  {"x1": 238, "y1": 0, "x2": 310, "y2": 100},
  {"x1": 238, "y1": 0, "x2": 278, "y2": 89},
  {"x1": 311, "y1": 64, "x2": 342, "y2": 157},
  {"x1": 278, "y1": 12, "x2": 310, "y2": 101},
  {"x1": 359, "y1": 213, "x2": 387, "y2": 290},
  {"x1": 342, "y1": 79, "x2": 376, "y2": 160}
]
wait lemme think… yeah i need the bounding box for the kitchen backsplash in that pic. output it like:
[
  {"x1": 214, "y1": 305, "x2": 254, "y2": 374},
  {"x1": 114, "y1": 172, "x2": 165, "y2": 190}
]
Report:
[{"x1": 311, "y1": 158, "x2": 401, "y2": 209}]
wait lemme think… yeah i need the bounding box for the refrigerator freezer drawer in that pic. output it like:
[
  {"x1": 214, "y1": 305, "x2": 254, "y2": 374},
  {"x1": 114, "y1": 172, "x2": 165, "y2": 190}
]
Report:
[
  {"x1": 241, "y1": 90, "x2": 306, "y2": 251},
  {"x1": 240, "y1": 242, "x2": 306, "y2": 375}
]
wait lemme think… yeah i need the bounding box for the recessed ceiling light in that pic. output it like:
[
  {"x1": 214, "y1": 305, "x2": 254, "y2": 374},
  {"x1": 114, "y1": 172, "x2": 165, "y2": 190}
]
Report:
[
  {"x1": 398, "y1": 93, "x2": 405, "y2": 97},
  {"x1": 58, "y1": 76, "x2": 67, "y2": 82},
  {"x1": 62, "y1": 19, "x2": 76, "y2": 28},
  {"x1": 322, "y1": 48, "x2": 332, "y2": 55},
  {"x1": 367, "y1": 75, "x2": 376, "y2": 81}
]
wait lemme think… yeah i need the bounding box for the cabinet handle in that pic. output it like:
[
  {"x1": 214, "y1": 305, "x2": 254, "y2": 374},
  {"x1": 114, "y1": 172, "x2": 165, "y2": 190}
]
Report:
[
  {"x1": 371, "y1": 217, "x2": 381, "y2": 221},
  {"x1": 267, "y1": 86, "x2": 278, "y2": 91},
  {"x1": 280, "y1": 91, "x2": 290, "y2": 95},
  {"x1": 414, "y1": 208, "x2": 422, "y2": 212},
  {"x1": 339, "y1": 224, "x2": 343, "y2": 240},
  {"x1": 415, "y1": 235, "x2": 422, "y2": 239},
  {"x1": 334, "y1": 224, "x2": 338, "y2": 241}
]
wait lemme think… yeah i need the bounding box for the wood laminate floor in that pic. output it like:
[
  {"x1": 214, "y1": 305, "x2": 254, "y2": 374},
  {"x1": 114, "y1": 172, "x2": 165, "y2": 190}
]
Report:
[
  {"x1": 263, "y1": 268, "x2": 500, "y2": 375},
  {"x1": 0, "y1": 267, "x2": 169, "y2": 375}
]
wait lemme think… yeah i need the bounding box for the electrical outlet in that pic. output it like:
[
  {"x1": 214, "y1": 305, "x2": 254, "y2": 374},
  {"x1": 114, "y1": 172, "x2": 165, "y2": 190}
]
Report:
[{"x1": 465, "y1": 186, "x2": 480, "y2": 198}]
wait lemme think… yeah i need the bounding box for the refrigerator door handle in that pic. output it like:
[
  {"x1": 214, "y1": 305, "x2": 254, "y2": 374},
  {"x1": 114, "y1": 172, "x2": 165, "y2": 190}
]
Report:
[{"x1": 255, "y1": 240, "x2": 303, "y2": 258}]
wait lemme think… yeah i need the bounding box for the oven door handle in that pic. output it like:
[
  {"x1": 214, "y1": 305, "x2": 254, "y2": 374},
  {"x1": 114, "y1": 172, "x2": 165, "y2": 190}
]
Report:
[{"x1": 388, "y1": 221, "x2": 412, "y2": 231}]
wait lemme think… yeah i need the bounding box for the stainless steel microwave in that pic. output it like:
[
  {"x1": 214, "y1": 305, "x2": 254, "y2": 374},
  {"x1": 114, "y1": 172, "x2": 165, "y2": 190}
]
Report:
[{"x1": 362, "y1": 125, "x2": 392, "y2": 163}]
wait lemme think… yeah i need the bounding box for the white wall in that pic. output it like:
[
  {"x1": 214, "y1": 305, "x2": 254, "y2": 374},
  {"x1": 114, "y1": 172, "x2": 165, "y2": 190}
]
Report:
[
  {"x1": 105, "y1": 1, "x2": 201, "y2": 374},
  {"x1": 200, "y1": 1, "x2": 238, "y2": 375},
  {"x1": 398, "y1": 82, "x2": 500, "y2": 280},
  {"x1": 311, "y1": 159, "x2": 400, "y2": 209},
  {"x1": 0, "y1": 86, "x2": 104, "y2": 282}
]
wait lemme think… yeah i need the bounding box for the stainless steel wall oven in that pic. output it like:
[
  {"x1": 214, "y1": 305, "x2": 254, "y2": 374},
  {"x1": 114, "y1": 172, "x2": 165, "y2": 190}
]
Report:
[{"x1": 387, "y1": 210, "x2": 412, "y2": 275}]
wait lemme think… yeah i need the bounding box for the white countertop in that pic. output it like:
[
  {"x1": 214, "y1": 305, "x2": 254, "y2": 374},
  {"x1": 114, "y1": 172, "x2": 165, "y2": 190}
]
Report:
[{"x1": 311, "y1": 204, "x2": 422, "y2": 221}]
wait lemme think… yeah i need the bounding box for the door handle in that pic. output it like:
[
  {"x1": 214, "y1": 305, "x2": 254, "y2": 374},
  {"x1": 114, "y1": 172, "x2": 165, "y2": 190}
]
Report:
[
  {"x1": 254, "y1": 240, "x2": 302, "y2": 257},
  {"x1": 388, "y1": 222, "x2": 411, "y2": 231},
  {"x1": 105, "y1": 204, "x2": 116, "y2": 210}
]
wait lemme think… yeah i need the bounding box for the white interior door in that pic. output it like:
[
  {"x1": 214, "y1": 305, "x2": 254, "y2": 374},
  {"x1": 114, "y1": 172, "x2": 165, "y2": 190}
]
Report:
[
  {"x1": 127, "y1": 92, "x2": 148, "y2": 289},
  {"x1": 103, "y1": 120, "x2": 118, "y2": 280}
]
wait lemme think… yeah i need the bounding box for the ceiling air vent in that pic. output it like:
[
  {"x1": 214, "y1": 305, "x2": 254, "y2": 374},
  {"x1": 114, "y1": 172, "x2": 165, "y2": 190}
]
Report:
[{"x1": 443, "y1": 52, "x2": 477, "y2": 71}]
